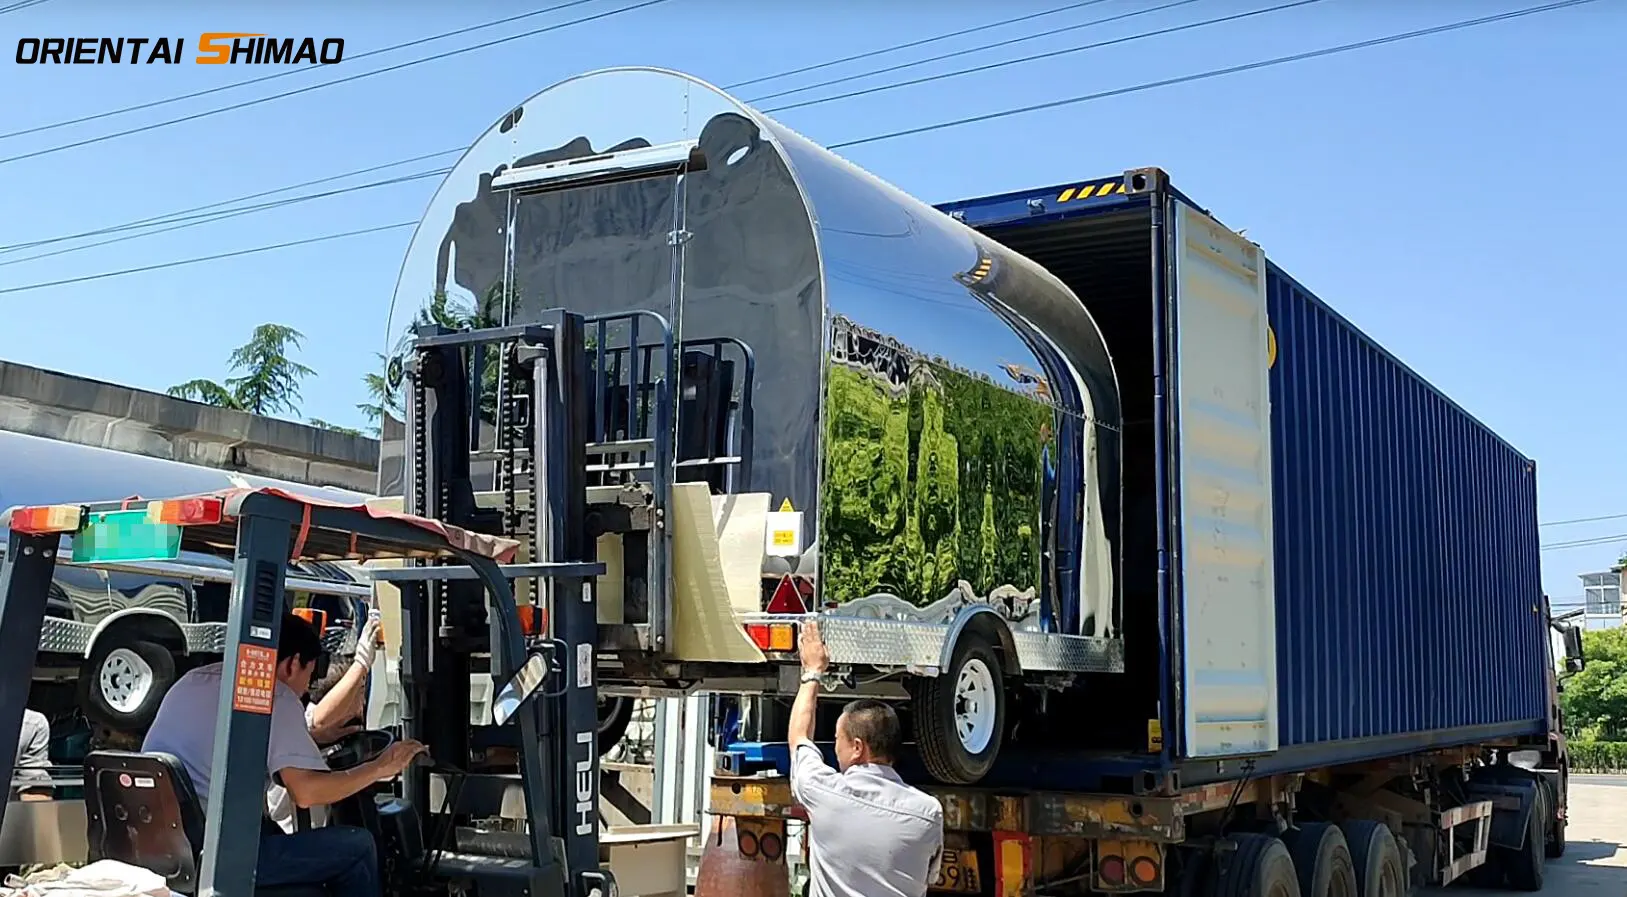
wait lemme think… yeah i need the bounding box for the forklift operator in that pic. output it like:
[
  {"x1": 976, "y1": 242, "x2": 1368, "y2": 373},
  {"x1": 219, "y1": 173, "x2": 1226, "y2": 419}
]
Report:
[{"x1": 142, "y1": 613, "x2": 426, "y2": 896}]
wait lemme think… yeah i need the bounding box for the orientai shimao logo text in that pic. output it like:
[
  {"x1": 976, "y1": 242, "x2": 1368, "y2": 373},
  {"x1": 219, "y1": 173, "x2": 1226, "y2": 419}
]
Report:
[{"x1": 14, "y1": 33, "x2": 345, "y2": 65}]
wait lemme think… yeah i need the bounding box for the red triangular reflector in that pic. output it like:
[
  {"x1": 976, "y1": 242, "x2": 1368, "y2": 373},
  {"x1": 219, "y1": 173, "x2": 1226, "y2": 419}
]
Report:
[{"x1": 765, "y1": 575, "x2": 806, "y2": 614}]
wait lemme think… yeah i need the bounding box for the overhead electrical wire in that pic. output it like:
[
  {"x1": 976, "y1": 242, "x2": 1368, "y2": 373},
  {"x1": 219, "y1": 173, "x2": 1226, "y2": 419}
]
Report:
[
  {"x1": 1541, "y1": 512, "x2": 1627, "y2": 528},
  {"x1": 723, "y1": 0, "x2": 1120, "y2": 91},
  {"x1": 0, "y1": 0, "x2": 607, "y2": 141},
  {"x1": 1, "y1": 0, "x2": 1226, "y2": 258},
  {"x1": 750, "y1": 0, "x2": 1211, "y2": 106},
  {"x1": 0, "y1": 0, "x2": 675, "y2": 167},
  {"x1": 1542, "y1": 534, "x2": 1627, "y2": 552},
  {"x1": 0, "y1": 0, "x2": 1594, "y2": 296},
  {"x1": 0, "y1": 0, "x2": 52, "y2": 14},
  {"x1": 828, "y1": 0, "x2": 1598, "y2": 150},
  {"x1": 760, "y1": 0, "x2": 1327, "y2": 114},
  {"x1": 0, "y1": 148, "x2": 463, "y2": 256},
  {"x1": 0, "y1": 168, "x2": 452, "y2": 268}
]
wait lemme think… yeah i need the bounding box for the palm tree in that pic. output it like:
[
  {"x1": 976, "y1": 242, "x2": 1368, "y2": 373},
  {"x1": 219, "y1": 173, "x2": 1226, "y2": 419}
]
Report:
[
  {"x1": 168, "y1": 324, "x2": 316, "y2": 417},
  {"x1": 358, "y1": 285, "x2": 508, "y2": 436}
]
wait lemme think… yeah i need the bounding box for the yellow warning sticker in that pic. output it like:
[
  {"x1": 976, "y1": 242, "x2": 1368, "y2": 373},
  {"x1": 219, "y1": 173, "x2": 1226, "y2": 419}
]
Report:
[
  {"x1": 778, "y1": 498, "x2": 794, "y2": 513},
  {"x1": 772, "y1": 530, "x2": 795, "y2": 546}
]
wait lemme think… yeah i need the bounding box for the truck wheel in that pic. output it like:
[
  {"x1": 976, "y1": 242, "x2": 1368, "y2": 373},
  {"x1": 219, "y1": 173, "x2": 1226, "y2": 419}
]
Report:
[
  {"x1": 1545, "y1": 812, "x2": 1566, "y2": 859},
  {"x1": 1210, "y1": 833, "x2": 1299, "y2": 897},
  {"x1": 597, "y1": 696, "x2": 635, "y2": 756},
  {"x1": 1503, "y1": 787, "x2": 1546, "y2": 892},
  {"x1": 913, "y1": 635, "x2": 1005, "y2": 785},
  {"x1": 1339, "y1": 821, "x2": 1403, "y2": 897},
  {"x1": 1281, "y1": 824, "x2": 1357, "y2": 897},
  {"x1": 78, "y1": 639, "x2": 176, "y2": 732}
]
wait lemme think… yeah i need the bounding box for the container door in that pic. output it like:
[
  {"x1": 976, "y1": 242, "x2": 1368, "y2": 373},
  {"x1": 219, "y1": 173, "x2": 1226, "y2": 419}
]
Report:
[{"x1": 1169, "y1": 198, "x2": 1278, "y2": 759}]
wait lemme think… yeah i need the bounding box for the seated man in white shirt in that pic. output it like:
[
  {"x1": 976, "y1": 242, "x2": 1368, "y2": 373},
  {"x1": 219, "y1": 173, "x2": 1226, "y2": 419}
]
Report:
[{"x1": 143, "y1": 614, "x2": 424, "y2": 897}]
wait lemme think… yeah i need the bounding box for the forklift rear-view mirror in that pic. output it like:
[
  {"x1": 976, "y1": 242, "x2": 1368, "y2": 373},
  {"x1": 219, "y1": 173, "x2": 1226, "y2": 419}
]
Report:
[{"x1": 491, "y1": 653, "x2": 550, "y2": 726}]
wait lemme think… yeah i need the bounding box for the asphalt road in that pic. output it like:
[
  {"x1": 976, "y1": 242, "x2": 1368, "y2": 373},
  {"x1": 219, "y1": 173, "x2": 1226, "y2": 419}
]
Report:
[{"x1": 1425, "y1": 779, "x2": 1627, "y2": 897}]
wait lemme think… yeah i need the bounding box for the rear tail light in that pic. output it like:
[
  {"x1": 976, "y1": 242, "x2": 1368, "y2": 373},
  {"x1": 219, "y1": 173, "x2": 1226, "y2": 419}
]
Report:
[
  {"x1": 745, "y1": 622, "x2": 796, "y2": 652},
  {"x1": 11, "y1": 504, "x2": 84, "y2": 535},
  {"x1": 146, "y1": 496, "x2": 225, "y2": 526}
]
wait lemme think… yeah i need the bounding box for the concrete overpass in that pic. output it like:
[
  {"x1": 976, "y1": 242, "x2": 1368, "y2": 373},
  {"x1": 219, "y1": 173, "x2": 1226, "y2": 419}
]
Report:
[{"x1": 0, "y1": 360, "x2": 378, "y2": 494}]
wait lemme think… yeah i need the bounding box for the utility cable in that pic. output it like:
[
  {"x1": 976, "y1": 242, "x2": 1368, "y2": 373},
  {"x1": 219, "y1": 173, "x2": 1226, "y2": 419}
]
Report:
[
  {"x1": 749, "y1": 0, "x2": 1212, "y2": 106},
  {"x1": 0, "y1": 0, "x2": 606, "y2": 142},
  {"x1": 0, "y1": 148, "x2": 463, "y2": 255},
  {"x1": 723, "y1": 0, "x2": 1120, "y2": 92},
  {"x1": 1542, "y1": 534, "x2": 1627, "y2": 552},
  {"x1": 0, "y1": 0, "x2": 674, "y2": 167},
  {"x1": 0, "y1": 0, "x2": 51, "y2": 14},
  {"x1": 0, "y1": 0, "x2": 1203, "y2": 254},
  {"x1": 0, "y1": 168, "x2": 451, "y2": 267},
  {"x1": 0, "y1": 222, "x2": 418, "y2": 296},
  {"x1": 1541, "y1": 513, "x2": 1627, "y2": 528},
  {"x1": 828, "y1": 0, "x2": 1599, "y2": 150},
  {"x1": 763, "y1": 0, "x2": 1326, "y2": 114},
  {"x1": 0, "y1": 0, "x2": 1592, "y2": 296}
]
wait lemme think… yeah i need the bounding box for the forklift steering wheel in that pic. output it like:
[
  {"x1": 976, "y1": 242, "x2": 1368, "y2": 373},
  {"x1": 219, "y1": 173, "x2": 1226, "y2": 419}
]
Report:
[{"x1": 321, "y1": 729, "x2": 397, "y2": 771}]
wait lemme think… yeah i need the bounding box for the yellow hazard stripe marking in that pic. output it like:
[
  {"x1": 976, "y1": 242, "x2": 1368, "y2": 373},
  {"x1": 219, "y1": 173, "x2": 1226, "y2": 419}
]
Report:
[{"x1": 1056, "y1": 181, "x2": 1128, "y2": 203}]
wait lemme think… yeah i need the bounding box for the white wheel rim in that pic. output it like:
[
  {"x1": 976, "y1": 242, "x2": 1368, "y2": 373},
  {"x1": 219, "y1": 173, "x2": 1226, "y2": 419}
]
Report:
[
  {"x1": 99, "y1": 648, "x2": 154, "y2": 715},
  {"x1": 953, "y1": 658, "x2": 997, "y2": 755}
]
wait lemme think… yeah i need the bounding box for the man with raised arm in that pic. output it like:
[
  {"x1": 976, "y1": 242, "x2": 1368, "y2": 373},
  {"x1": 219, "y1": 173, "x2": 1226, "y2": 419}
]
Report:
[
  {"x1": 788, "y1": 620, "x2": 944, "y2": 897},
  {"x1": 144, "y1": 613, "x2": 424, "y2": 897}
]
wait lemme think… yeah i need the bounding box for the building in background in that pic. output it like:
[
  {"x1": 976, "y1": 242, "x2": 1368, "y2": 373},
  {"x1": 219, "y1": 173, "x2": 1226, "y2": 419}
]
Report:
[{"x1": 1577, "y1": 568, "x2": 1624, "y2": 630}]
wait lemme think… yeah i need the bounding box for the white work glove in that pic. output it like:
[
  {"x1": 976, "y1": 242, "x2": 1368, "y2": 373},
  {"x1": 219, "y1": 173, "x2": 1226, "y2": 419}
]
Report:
[{"x1": 353, "y1": 608, "x2": 383, "y2": 670}]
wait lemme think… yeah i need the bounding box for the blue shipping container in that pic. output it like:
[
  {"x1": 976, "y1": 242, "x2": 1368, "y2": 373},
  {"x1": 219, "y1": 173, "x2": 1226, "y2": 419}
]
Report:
[{"x1": 935, "y1": 169, "x2": 1548, "y2": 790}]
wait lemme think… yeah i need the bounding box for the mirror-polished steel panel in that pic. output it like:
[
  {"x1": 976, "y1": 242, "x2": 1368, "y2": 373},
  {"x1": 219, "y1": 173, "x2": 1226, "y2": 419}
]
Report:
[{"x1": 385, "y1": 68, "x2": 1123, "y2": 646}]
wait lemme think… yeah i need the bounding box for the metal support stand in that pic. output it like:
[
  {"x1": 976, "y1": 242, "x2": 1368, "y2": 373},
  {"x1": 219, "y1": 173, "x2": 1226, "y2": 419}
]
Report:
[
  {"x1": 0, "y1": 531, "x2": 61, "y2": 837},
  {"x1": 197, "y1": 514, "x2": 293, "y2": 897}
]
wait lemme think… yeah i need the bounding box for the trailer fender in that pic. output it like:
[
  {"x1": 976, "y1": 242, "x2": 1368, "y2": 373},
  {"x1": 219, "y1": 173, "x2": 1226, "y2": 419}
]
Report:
[
  {"x1": 1464, "y1": 775, "x2": 1541, "y2": 852},
  {"x1": 939, "y1": 606, "x2": 1019, "y2": 677}
]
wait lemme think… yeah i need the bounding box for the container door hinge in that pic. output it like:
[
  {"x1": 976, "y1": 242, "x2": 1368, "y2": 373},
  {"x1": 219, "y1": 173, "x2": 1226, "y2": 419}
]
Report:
[{"x1": 667, "y1": 229, "x2": 693, "y2": 247}]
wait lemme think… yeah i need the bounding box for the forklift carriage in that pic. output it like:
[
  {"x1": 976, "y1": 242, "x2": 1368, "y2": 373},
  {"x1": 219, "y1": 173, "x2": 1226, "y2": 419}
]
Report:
[{"x1": 0, "y1": 486, "x2": 684, "y2": 897}]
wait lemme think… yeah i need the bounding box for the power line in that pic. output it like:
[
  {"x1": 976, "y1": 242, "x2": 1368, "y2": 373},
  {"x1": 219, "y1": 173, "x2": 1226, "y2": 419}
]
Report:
[
  {"x1": 723, "y1": 0, "x2": 1120, "y2": 92},
  {"x1": 828, "y1": 0, "x2": 1599, "y2": 150},
  {"x1": 0, "y1": 168, "x2": 451, "y2": 268},
  {"x1": 2, "y1": 0, "x2": 1206, "y2": 255},
  {"x1": 0, "y1": 222, "x2": 417, "y2": 296},
  {"x1": 0, "y1": 0, "x2": 52, "y2": 14},
  {"x1": 0, "y1": 148, "x2": 463, "y2": 255},
  {"x1": 0, "y1": 0, "x2": 606, "y2": 142},
  {"x1": 1541, "y1": 512, "x2": 1627, "y2": 528},
  {"x1": 0, "y1": 0, "x2": 1591, "y2": 296},
  {"x1": 752, "y1": 0, "x2": 1209, "y2": 106},
  {"x1": 0, "y1": 0, "x2": 674, "y2": 167},
  {"x1": 762, "y1": 0, "x2": 1326, "y2": 115},
  {"x1": 1542, "y1": 534, "x2": 1627, "y2": 552}
]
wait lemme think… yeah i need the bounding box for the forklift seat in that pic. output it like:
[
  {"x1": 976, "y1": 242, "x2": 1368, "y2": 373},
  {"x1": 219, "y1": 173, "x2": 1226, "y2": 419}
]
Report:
[{"x1": 84, "y1": 751, "x2": 329, "y2": 897}]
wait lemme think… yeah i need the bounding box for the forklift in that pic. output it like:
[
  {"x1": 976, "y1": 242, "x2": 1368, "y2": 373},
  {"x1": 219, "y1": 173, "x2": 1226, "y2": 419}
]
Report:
[{"x1": 0, "y1": 316, "x2": 634, "y2": 897}]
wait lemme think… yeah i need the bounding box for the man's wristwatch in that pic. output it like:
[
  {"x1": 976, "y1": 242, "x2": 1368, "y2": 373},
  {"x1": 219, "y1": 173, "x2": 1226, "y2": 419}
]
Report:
[{"x1": 800, "y1": 669, "x2": 825, "y2": 685}]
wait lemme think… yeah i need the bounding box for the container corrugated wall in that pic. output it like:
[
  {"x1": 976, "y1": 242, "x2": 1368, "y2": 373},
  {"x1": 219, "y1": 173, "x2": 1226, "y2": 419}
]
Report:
[{"x1": 1266, "y1": 264, "x2": 1548, "y2": 749}]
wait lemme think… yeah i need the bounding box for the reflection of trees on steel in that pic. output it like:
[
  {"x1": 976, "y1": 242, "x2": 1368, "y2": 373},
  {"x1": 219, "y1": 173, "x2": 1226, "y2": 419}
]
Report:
[{"x1": 821, "y1": 325, "x2": 1050, "y2": 608}]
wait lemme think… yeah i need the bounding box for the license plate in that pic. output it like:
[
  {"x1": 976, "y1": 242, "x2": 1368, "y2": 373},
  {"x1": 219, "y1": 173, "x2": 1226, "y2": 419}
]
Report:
[
  {"x1": 931, "y1": 847, "x2": 982, "y2": 894},
  {"x1": 71, "y1": 510, "x2": 182, "y2": 563}
]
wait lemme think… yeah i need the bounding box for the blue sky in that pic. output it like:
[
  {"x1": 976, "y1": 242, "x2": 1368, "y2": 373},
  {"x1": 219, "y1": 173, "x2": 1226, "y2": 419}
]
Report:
[{"x1": 0, "y1": 0, "x2": 1620, "y2": 598}]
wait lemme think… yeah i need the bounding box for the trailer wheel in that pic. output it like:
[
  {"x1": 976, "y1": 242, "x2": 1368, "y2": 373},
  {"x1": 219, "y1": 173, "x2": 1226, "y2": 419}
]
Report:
[
  {"x1": 913, "y1": 635, "x2": 1005, "y2": 785},
  {"x1": 1543, "y1": 777, "x2": 1566, "y2": 859},
  {"x1": 597, "y1": 695, "x2": 635, "y2": 756},
  {"x1": 1503, "y1": 786, "x2": 1546, "y2": 892},
  {"x1": 78, "y1": 639, "x2": 176, "y2": 732},
  {"x1": 1210, "y1": 833, "x2": 1299, "y2": 897},
  {"x1": 1281, "y1": 824, "x2": 1357, "y2": 897},
  {"x1": 1339, "y1": 821, "x2": 1403, "y2": 897}
]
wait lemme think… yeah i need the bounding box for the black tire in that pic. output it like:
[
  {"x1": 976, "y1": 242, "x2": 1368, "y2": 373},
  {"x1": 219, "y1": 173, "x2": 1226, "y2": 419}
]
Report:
[
  {"x1": 1281, "y1": 824, "x2": 1358, "y2": 897},
  {"x1": 1210, "y1": 833, "x2": 1300, "y2": 897},
  {"x1": 1340, "y1": 821, "x2": 1404, "y2": 897},
  {"x1": 1544, "y1": 778, "x2": 1567, "y2": 859},
  {"x1": 912, "y1": 635, "x2": 1005, "y2": 785},
  {"x1": 1503, "y1": 787, "x2": 1546, "y2": 892},
  {"x1": 77, "y1": 638, "x2": 176, "y2": 733},
  {"x1": 597, "y1": 696, "x2": 636, "y2": 756}
]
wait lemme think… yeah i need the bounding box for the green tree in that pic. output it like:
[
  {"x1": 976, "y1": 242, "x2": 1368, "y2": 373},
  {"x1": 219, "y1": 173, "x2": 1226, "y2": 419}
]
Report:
[
  {"x1": 358, "y1": 287, "x2": 507, "y2": 436},
  {"x1": 168, "y1": 324, "x2": 316, "y2": 417},
  {"x1": 1562, "y1": 627, "x2": 1627, "y2": 738}
]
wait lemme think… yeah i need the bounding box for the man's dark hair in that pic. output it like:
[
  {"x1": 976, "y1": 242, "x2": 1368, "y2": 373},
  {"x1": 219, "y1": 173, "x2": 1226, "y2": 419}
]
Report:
[
  {"x1": 840, "y1": 699, "x2": 901, "y2": 762},
  {"x1": 277, "y1": 613, "x2": 324, "y2": 665}
]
